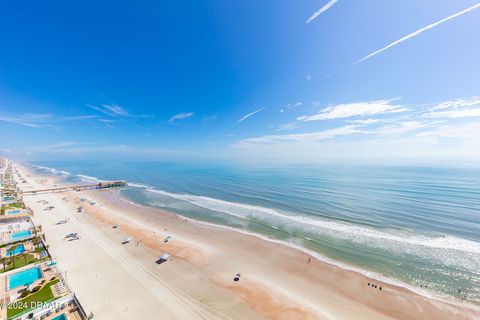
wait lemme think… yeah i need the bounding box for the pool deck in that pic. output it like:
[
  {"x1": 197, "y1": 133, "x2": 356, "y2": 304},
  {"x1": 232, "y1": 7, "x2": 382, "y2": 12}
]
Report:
[
  {"x1": 10, "y1": 230, "x2": 33, "y2": 242},
  {"x1": 43, "y1": 305, "x2": 84, "y2": 320},
  {"x1": 0, "y1": 262, "x2": 68, "y2": 317},
  {"x1": 1, "y1": 241, "x2": 34, "y2": 258},
  {"x1": 0, "y1": 220, "x2": 34, "y2": 245}
]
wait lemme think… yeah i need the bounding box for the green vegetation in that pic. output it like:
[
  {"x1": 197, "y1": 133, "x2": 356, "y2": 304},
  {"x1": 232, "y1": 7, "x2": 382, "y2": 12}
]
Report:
[
  {"x1": 0, "y1": 239, "x2": 26, "y2": 249},
  {"x1": 7, "y1": 279, "x2": 60, "y2": 319},
  {"x1": 0, "y1": 202, "x2": 25, "y2": 215},
  {"x1": 0, "y1": 254, "x2": 36, "y2": 273},
  {"x1": 5, "y1": 203, "x2": 23, "y2": 209},
  {"x1": 0, "y1": 235, "x2": 50, "y2": 273}
]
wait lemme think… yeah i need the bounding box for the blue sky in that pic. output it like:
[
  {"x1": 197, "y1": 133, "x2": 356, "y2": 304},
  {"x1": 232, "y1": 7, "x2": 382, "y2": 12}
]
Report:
[{"x1": 1, "y1": 0, "x2": 479, "y2": 164}]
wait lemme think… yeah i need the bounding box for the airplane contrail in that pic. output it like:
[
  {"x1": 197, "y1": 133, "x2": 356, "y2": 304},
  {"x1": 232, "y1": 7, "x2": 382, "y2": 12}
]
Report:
[
  {"x1": 306, "y1": 0, "x2": 339, "y2": 24},
  {"x1": 354, "y1": 3, "x2": 480, "y2": 64}
]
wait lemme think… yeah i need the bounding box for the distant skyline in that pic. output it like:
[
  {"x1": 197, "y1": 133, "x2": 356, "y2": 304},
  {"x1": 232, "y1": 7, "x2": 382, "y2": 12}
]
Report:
[{"x1": 1, "y1": 1, "x2": 479, "y2": 164}]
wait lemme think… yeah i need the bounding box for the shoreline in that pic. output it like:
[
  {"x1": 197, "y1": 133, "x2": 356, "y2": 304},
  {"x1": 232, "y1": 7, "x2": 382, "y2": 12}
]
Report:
[
  {"x1": 28, "y1": 163, "x2": 476, "y2": 306},
  {"x1": 18, "y1": 163, "x2": 480, "y2": 319},
  {"x1": 117, "y1": 188, "x2": 446, "y2": 303},
  {"x1": 110, "y1": 188, "x2": 480, "y2": 311}
]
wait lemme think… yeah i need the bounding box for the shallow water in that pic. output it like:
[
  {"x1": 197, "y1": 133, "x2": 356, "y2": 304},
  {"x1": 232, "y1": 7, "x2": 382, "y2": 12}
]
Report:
[{"x1": 29, "y1": 160, "x2": 480, "y2": 303}]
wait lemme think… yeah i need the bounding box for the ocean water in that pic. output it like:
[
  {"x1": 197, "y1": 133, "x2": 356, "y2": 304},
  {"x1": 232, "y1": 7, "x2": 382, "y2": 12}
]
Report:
[{"x1": 28, "y1": 160, "x2": 480, "y2": 303}]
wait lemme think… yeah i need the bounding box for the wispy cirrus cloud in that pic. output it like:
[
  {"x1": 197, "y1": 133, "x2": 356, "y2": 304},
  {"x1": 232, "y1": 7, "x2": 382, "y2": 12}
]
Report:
[
  {"x1": 426, "y1": 96, "x2": 480, "y2": 118},
  {"x1": 235, "y1": 125, "x2": 359, "y2": 146},
  {"x1": 346, "y1": 118, "x2": 381, "y2": 125},
  {"x1": 98, "y1": 119, "x2": 117, "y2": 123},
  {"x1": 23, "y1": 141, "x2": 190, "y2": 159},
  {"x1": 0, "y1": 113, "x2": 50, "y2": 128},
  {"x1": 374, "y1": 121, "x2": 428, "y2": 135},
  {"x1": 25, "y1": 141, "x2": 92, "y2": 151},
  {"x1": 306, "y1": 0, "x2": 339, "y2": 24},
  {"x1": 429, "y1": 96, "x2": 480, "y2": 111},
  {"x1": 238, "y1": 107, "x2": 266, "y2": 123},
  {"x1": 88, "y1": 104, "x2": 129, "y2": 117},
  {"x1": 429, "y1": 108, "x2": 480, "y2": 118},
  {"x1": 0, "y1": 113, "x2": 97, "y2": 128},
  {"x1": 298, "y1": 99, "x2": 406, "y2": 121},
  {"x1": 354, "y1": 3, "x2": 480, "y2": 64},
  {"x1": 275, "y1": 122, "x2": 302, "y2": 132},
  {"x1": 169, "y1": 112, "x2": 194, "y2": 122},
  {"x1": 62, "y1": 115, "x2": 98, "y2": 121},
  {"x1": 232, "y1": 95, "x2": 480, "y2": 163},
  {"x1": 233, "y1": 123, "x2": 480, "y2": 163},
  {"x1": 416, "y1": 122, "x2": 480, "y2": 139},
  {"x1": 87, "y1": 104, "x2": 153, "y2": 129}
]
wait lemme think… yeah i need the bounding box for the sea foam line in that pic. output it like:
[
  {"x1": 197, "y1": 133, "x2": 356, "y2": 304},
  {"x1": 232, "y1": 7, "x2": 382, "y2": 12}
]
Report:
[
  {"x1": 77, "y1": 174, "x2": 104, "y2": 183},
  {"x1": 31, "y1": 164, "x2": 70, "y2": 177},
  {"x1": 118, "y1": 190, "x2": 480, "y2": 310},
  {"x1": 30, "y1": 164, "x2": 105, "y2": 183},
  {"x1": 140, "y1": 187, "x2": 480, "y2": 255},
  {"x1": 128, "y1": 182, "x2": 153, "y2": 189}
]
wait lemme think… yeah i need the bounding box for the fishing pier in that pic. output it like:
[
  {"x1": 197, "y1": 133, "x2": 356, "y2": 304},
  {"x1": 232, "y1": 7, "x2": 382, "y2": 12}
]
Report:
[{"x1": 20, "y1": 181, "x2": 127, "y2": 195}]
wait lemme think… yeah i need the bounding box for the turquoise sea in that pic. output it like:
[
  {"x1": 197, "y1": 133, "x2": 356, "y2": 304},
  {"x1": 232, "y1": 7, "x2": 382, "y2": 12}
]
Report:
[{"x1": 29, "y1": 160, "x2": 480, "y2": 303}]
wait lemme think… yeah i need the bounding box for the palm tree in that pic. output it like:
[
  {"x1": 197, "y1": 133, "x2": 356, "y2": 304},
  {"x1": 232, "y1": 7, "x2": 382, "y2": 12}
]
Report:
[
  {"x1": 6, "y1": 257, "x2": 13, "y2": 272},
  {"x1": 9, "y1": 245, "x2": 17, "y2": 268},
  {"x1": 0, "y1": 257, "x2": 7, "y2": 272},
  {"x1": 32, "y1": 227, "x2": 39, "y2": 239},
  {"x1": 32, "y1": 235, "x2": 39, "y2": 247},
  {"x1": 20, "y1": 252, "x2": 28, "y2": 266}
]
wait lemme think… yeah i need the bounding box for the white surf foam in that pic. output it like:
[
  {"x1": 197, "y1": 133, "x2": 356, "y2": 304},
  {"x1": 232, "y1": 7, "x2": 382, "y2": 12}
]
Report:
[
  {"x1": 118, "y1": 193, "x2": 479, "y2": 309},
  {"x1": 30, "y1": 164, "x2": 105, "y2": 184},
  {"x1": 144, "y1": 188, "x2": 480, "y2": 257},
  {"x1": 128, "y1": 182, "x2": 152, "y2": 189},
  {"x1": 77, "y1": 174, "x2": 104, "y2": 183},
  {"x1": 31, "y1": 164, "x2": 70, "y2": 177}
]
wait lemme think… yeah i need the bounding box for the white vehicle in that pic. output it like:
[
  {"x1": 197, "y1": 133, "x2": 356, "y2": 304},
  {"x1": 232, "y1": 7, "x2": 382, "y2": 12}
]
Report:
[
  {"x1": 122, "y1": 237, "x2": 132, "y2": 244},
  {"x1": 69, "y1": 234, "x2": 80, "y2": 241},
  {"x1": 156, "y1": 253, "x2": 170, "y2": 264}
]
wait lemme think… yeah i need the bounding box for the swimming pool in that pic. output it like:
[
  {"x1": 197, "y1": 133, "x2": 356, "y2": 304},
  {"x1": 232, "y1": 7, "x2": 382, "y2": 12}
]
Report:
[
  {"x1": 8, "y1": 266, "x2": 43, "y2": 289},
  {"x1": 6, "y1": 244, "x2": 25, "y2": 256},
  {"x1": 11, "y1": 230, "x2": 32, "y2": 241},
  {"x1": 52, "y1": 314, "x2": 67, "y2": 320}
]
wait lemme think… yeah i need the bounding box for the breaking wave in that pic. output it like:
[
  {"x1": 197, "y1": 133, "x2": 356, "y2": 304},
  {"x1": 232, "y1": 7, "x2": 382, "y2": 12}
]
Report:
[
  {"x1": 77, "y1": 174, "x2": 104, "y2": 183},
  {"x1": 31, "y1": 164, "x2": 70, "y2": 177},
  {"x1": 142, "y1": 188, "x2": 480, "y2": 271}
]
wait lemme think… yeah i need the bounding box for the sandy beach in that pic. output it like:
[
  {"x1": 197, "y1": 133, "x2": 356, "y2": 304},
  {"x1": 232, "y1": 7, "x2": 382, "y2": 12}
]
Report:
[{"x1": 14, "y1": 164, "x2": 480, "y2": 320}]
